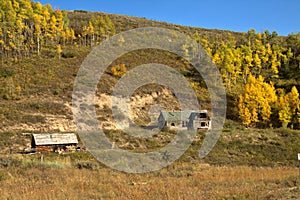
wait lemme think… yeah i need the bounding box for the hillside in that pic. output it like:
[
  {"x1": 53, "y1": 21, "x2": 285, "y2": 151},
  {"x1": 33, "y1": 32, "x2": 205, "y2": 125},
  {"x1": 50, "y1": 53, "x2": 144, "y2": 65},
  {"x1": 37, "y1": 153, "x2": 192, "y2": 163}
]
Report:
[
  {"x1": 0, "y1": 0, "x2": 298, "y2": 151},
  {"x1": 0, "y1": 2, "x2": 300, "y2": 132},
  {"x1": 0, "y1": 0, "x2": 298, "y2": 164},
  {"x1": 0, "y1": 1, "x2": 300, "y2": 199}
]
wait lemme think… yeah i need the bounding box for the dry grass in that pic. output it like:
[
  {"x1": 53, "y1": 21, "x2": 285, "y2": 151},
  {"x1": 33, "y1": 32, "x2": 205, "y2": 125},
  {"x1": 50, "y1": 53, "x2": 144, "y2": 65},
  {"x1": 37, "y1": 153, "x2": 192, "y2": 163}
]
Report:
[
  {"x1": 0, "y1": 126, "x2": 299, "y2": 199},
  {"x1": 0, "y1": 163, "x2": 299, "y2": 200}
]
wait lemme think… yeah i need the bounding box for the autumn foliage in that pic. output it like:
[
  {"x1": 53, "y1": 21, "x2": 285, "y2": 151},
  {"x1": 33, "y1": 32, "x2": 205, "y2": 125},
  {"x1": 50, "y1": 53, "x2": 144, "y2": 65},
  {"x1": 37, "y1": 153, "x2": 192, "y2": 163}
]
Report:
[
  {"x1": 1, "y1": 0, "x2": 300, "y2": 128},
  {"x1": 238, "y1": 74, "x2": 277, "y2": 126},
  {"x1": 0, "y1": 0, "x2": 115, "y2": 58},
  {"x1": 111, "y1": 64, "x2": 127, "y2": 77}
]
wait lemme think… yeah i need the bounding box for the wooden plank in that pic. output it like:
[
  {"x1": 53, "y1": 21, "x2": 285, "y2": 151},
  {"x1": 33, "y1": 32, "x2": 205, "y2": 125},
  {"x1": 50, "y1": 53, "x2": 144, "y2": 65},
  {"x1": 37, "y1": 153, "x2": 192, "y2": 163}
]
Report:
[
  {"x1": 32, "y1": 133, "x2": 78, "y2": 146},
  {"x1": 36, "y1": 146, "x2": 53, "y2": 153}
]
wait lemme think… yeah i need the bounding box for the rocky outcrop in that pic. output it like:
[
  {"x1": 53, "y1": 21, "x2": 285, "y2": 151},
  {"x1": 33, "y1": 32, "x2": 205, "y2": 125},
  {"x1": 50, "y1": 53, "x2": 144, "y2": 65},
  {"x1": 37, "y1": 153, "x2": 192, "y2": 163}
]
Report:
[{"x1": 1, "y1": 88, "x2": 180, "y2": 133}]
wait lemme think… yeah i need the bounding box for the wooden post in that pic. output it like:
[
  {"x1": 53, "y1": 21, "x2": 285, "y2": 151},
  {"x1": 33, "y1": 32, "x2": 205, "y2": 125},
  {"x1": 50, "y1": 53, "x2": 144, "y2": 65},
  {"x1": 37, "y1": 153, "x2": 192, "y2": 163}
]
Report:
[{"x1": 298, "y1": 153, "x2": 300, "y2": 177}]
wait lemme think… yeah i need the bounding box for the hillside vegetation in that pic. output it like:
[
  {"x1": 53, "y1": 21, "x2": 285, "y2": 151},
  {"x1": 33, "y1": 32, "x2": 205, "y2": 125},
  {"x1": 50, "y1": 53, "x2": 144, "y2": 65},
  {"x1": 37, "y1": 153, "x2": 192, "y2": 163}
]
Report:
[
  {"x1": 1, "y1": 0, "x2": 300, "y2": 131},
  {"x1": 0, "y1": 0, "x2": 299, "y2": 166}
]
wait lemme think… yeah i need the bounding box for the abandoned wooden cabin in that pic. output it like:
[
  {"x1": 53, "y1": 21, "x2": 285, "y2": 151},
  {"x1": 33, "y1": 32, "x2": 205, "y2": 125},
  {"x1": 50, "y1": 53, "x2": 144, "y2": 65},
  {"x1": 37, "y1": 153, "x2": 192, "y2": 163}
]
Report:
[
  {"x1": 31, "y1": 133, "x2": 78, "y2": 153},
  {"x1": 158, "y1": 110, "x2": 211, "y2": 130},
  {"x1": 158, "y1": 111, "x2": 191, "y2": 130},
  {"x1": 188, "y1": 110, "x2": 211, "y2": 130}
]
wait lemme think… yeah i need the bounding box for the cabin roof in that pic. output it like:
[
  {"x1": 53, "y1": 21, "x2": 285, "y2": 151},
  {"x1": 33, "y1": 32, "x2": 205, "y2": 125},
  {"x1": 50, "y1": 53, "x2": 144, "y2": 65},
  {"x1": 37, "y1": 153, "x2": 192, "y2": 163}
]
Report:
[
  {"x1": 160, "y1": 110, "x2": 208, "y2": 121},
  {"x1": 32, "y1": 133, "x2": 78, "y2": 146},
  {"x1": 160, "y1": 111, "x2": 191, "y2": 121}
]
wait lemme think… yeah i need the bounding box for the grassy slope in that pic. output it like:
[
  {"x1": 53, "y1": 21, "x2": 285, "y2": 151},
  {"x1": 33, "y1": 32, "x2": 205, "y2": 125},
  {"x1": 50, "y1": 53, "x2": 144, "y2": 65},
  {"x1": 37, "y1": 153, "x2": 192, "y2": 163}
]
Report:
[
  {"x1": 1, "y1": 126, "x2": 300, "y2": 199},
  {"x1": 0, "y1": 164, "x2": 298, "y2": 199}
]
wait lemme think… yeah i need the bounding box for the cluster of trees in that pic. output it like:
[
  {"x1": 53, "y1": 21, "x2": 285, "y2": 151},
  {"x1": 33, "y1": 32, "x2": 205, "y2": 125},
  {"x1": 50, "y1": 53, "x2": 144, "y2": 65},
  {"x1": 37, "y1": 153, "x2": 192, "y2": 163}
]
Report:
[
  {"x1": 277, "y1": 86, "x2": 300, "y2": 128},
  {"x1": 79, "y1": 15, "x2": 116, "y2": 47},
  {"x1": 238, "y1": 75, "x2": 277, "y2": 127},
  {"x1": 238, "y1": 75, "x2": 300, "y2": 129},
  {"x1": 194, "y1": 30, "x2": 300, "y2": 128},
  {"x1": 0, "y1": 0, "x2": 116, "y2": 58},
  {"x1": 0, "y1": 0, "x2": 73, "y2": 57},
  {"x1": 196, "y1": 30, "x2": 300, "y2": 89}
]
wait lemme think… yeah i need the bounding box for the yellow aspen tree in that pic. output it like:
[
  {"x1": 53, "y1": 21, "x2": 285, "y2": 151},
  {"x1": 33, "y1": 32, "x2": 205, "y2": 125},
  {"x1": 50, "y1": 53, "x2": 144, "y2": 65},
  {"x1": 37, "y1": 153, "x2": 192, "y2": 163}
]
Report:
[
  {"x1": 288, "y1": 86, "x2": 300, "y2": 127},
  {"x1": 55, "y1": 10, "x2": 64, "y2": 33},
  {"x1": 278, "y1": 96, "x2": 292, "y2": 128},
  {"x1": 222, "y1": 46, "x2": 235, "y2": 89},
  {"x1": 12, "y1": 0, "x2": 20, "y2": 12},
  {"x1": 286, "y1": 48, "x2": 293, "y2": 60},
  {"x1": 48, "y1": 15, "x2": 57, "y2": 42},
  {"x1": 245, "y1": 54, "x2": 253, "y2": 68},
  {"x1": 289, "y1": 86, "x2": 299, "y2": 113},
  {"x1": 261, "y1": 78, "x2": 277, "y2": 121},
  {"x1": 42, "y1": 8, "x2": 50, "y2": 30},
  {"x1": 14, "y1": 18, "x2": 24, "y2": 54},
  {"x1": 253, "y1": 53, "x2": 262, "y2": 71},
  {"x1": 70, "y1": 29, "x2": 76, "y2": 42},
  {"x1": 91, "y1": 15, "x2": 116, "y2": 40},
  {"x1": 260, "y1": 45, "x2": 269, "y2": 66},
  {"x1": 91, "y1": 16, "x2": 103, "y2": 43},
  {"x1": 270, "y1": 52, "x2": 280, "y2": 76},
  {"x1": 256, "y1": 33, "x2": 262, "y2": 41},
  {"x1": 62, "y1": 28, "x2": 69, "y2": 45},
  {"x1": 33, "y1": 14, "x2": 42, "y2": 55},
  {"x1": 18, "y1": 0, "x2": 34, "y2": 20},
  {"x1": 232, "y1": 48, "x2": 242, "y2": 85},
  {"x1": 57, "y1": 44, "x2": 62, "y2": 59},
  {"x1": 241, "y1": 45, "x2": 253, "y2": 83},
  {"x1": 82, "y1": 22, "x2": 94, "y2": 46},
  {"x1": 260, "y1": 101, "x2": 272, "y2": 121},
  {"x1": 104, "y1": 15, "x2": 116, "y2": 37},
  {"x1": 238, "y1": 95, "x2": 251, "y2": 126},
  {"x1": 265, "y1": 43, "x2": 272, "y2": 66},
  {"x1": 82, "y1": 26, "x2": 88, "y2": 46},
  {"x1": 64, "y1": 28, "x2": 76, "y2": 44},
  {"x1": 34, "y1": 2, "x2": 44, "y2": 15},
  {"x1": 212, "y1": 52, "x2": 222, "y2": 65},
  {"x1": 87, "y1": 22, "x2": 95, "y2": 46},
  {"x1": 250, "y1": 107, "x2": 259, "y2": 123}
]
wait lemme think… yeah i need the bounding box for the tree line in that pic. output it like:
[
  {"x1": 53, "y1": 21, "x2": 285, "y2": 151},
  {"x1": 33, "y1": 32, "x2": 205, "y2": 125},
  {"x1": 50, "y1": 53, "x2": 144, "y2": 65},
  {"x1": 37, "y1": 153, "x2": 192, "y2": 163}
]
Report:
[
  {"x1": 193, "y1": 30, "x2": 300, "y2": 128},
  {"x1": 0, "y1": 0, "x2": 116, "y2": 58}
]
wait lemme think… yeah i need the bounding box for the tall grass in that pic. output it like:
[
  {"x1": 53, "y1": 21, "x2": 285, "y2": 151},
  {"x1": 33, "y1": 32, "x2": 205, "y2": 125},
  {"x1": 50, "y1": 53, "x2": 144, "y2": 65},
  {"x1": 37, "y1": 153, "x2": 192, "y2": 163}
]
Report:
[{"x1": 0, "y1": 163, "x2": 299, "y2": 199}]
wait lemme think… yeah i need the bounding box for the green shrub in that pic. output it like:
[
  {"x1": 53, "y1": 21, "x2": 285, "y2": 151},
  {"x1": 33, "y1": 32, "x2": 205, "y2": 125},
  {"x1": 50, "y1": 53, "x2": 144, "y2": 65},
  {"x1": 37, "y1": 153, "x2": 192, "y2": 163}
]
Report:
[
  {"x1": 62, "y1": 52, "x2": 76, "y2": 58},
  {"x1": 76, "y1": 161, "x2": 101, "y2": 170}
]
